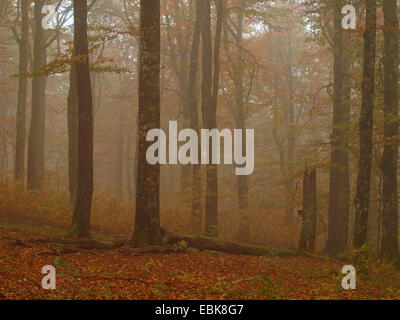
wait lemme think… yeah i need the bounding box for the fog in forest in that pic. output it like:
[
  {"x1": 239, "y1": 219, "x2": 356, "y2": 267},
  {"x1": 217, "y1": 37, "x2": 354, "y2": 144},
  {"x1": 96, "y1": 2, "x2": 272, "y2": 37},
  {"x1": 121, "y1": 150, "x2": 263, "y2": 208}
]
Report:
[{"x1": 1, "y1": 0, "x2": 400, "y2": 300}]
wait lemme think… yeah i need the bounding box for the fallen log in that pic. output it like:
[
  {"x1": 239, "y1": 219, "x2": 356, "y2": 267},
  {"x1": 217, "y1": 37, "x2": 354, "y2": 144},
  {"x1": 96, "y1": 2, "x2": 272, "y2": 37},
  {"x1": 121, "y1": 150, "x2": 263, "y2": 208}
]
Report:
[
  {"x1": 2, "y1": 230, "x2": 294, "y2": 257},
  {"x1": 6, "y1": 237, "x2": 125, "y2": 251},
  {"x1": 120, "y1": 245, "x2": 186, "y2": 255},
  {"x1": 164, "y1": 234, "x2": 295, "y2": 257}
]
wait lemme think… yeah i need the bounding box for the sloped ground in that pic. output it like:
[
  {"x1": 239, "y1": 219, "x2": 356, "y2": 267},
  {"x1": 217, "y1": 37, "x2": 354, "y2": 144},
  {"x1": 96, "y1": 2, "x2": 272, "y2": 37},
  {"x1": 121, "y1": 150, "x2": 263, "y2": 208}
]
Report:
[{"x1": 1, "y1": 226, "x2": 400, "y2": 300}]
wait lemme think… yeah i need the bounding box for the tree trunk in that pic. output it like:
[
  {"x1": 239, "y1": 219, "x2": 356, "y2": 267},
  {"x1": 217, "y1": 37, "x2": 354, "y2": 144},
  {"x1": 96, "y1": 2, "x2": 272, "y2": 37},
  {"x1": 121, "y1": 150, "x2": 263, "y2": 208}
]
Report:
[
  {"x1": 165, "y1": 234, "x2": 295, "y2": 257},
  {"x1": 67, "y1": 68, "x2": 78, "y2": 204},
  {"x1": 70, "y1": 0, "x2": 94, "y2": 239},
  {"x1": 189, "y1": 0, "x2": 202, "y2": 235},
  {"x1": 381, "y1": 0, "x2": 399, "y2": 261},
  {"x1": 232, "y1": 5, "x2": 250, "y2": 242},
  {"x1": 115, "y1": 101, "x2": 125, "y2": 199},
  {"x1": 126, "y1": 124, "x2": 133, "y2": 199},
  {"x1": 200, "y1": 0, "x2": 223, "y2": 238},
  {"x1": 14, "y1": 0, "x2": 29, "y2": 183},
  {"x1": 327, "y1": 1, "x2": 350, "y2": 255},
  {"x1": 180, "y1": 89, "x2": 191, "y2": 193},
  {"x1": 298, "y1": 168, "x2": 317, "y2": 253},
  {"x1": 353, "y1": 0, "x2": 376, "y2": 250},
  {"x1": 0, "y1": 105, "x2": 8, "y2": 182},
  {"x1": 200, "y1": 0, "x2": 215, "y2": 236},
  {"x1": 130, "y1": 0, "x2": 161, "y2": 247},
  {"x1": 27, "y1": 0, "x2": 47, "y2": 190},
  {"x1": 237, "y1": 117, "x2": 249, "y2": 242}
]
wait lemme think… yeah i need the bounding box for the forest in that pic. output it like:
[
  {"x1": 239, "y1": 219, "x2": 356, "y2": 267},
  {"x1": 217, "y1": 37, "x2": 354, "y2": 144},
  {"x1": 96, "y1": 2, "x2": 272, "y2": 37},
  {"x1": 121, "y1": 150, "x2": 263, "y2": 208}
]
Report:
[{"x1": 0, "y1": 0, "x2": 400, "y2": 300}]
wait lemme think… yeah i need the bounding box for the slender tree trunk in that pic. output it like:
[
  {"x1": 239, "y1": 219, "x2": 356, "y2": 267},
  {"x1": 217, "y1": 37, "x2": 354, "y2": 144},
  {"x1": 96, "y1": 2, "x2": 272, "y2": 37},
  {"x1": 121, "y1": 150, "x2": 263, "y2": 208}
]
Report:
[
  {"x1": 126, "y1": 124, "x2": 133, "y2": 199},
  {"x1": 130, "y1": 0, "x2": 161, "y2": 247},
  {"x1": 381, "y1": 0, "x2": 399, "y2": 261},
  {"x1": 232, "y1": 5, "x2": 249, "y2": 242},
  {"x1": 0, "y1": 129, "x2": 7, "y2": 181},
  {"x1": 284, "y1": 38, "x2": 296, "y2": 222},
  {"x1": 353, "y1": 0, "x2": 376, "y2": 250},
  {"x1": 180, "y1": 157, "x2": 191, "y2": 192},
  {"x1": 201, "y1": 0, "x2": 223, "y2": 237},
  {"x1": 67, "y1": 68, "x2": 78, "y2": 204},
  {"x1": 116, "y1": 101, "x2": 125, "y2": 199},
  {"x1": 14, "y1": 0, "x2": 29, "y2": 183},
  {"x1": 327, "y1": 1, "x2": 350, "y2": 255},
  {"x1": 189, "y1": 0, "x2": 202, "y2": 235},
  {"x1": 237, "y1": 116, "x2": 249, "y2": 242},
  {"x1": 70, "y1": 0, "x2": 94, "y2": 239},
  {"x1": 28, "y1": 0, "x2": 47, "y2": 190},
  {"x1": 200, "y1": 0, "x2": 214, "y2": 236},
  {"x1": 0, "y1": 104, "x2": 9, "y2": 182},
  {"x1": 298, "y1": 168, "x2": 317, "y2": 253},
  {"x1": 180, "y1": 89, "x2": 192, "y2": 193}
]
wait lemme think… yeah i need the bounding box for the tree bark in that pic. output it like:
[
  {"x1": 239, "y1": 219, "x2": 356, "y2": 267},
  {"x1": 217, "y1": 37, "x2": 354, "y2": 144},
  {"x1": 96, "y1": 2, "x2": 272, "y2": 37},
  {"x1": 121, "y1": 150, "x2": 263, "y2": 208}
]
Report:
[
  {"x1": 381, "y1": 0, "x2": 399, "y2": 261},
  {"x1": 165, "y1": 234, "x2": 295, "y2": 257},
  {"x1": 14, "y1": 0, "x2": 29, "y2": 183},
  {"x1": 353, "y1": 0, "x2": 376, "y2": 250},
  {"x1": 28, "y1": 0, "x2": 47, "y2": 190},
  {"x1": 327, "y1": 1, "x2": 350, "y2": 255},
  {"x1": 298, "y1": 168, "x2": 317, "y2": 253},
  {"x1": 189, "y1": 0, "x2": 202, "y2": 235},
  {"x1": 67, "y1": 68, "x2": 78, "y2": 204},
  {"x1": 70, "y1": 0, "x2": 94, "y2": 239},
  {"x1": 230, "y1": 4, "x2": 249, "y2": 242},
  {"x1": 200, "y1": 0, "x2": 223, "y2": 238},
  {"x1": 116, "y1": 100, "x2": 125, "y2": 199},
  {"x1": 130, "y1": 0, "x2": 161, "y2": 247}
]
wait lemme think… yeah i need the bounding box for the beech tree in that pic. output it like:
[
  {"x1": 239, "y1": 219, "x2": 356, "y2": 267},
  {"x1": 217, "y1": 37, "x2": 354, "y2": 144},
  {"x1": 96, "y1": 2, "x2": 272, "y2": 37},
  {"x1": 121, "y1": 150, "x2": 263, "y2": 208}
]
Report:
[
  {"x1": 67, "y1": 68, "x2": 78, "y2": 204},
  {"x1": 381, "y1": 0, "x2": 399, "y2": 261},
  {"x1": 28, "y1": 0, "x2": 47, "y2": 190},
  {"x1": 189, "y1": 0, "x2": 202, "y2": 235},
  {"x1": 326, "y1": 0, "x2": 350, "y2": 256},
  {"x1": 13, "y1": 0, "x2": 29, "y2": 183},
  {"x1": 130, "y1": 0, "x2": 162, "y2": 247},
  {"x1": 200, "y1": 0, "x2": 223, "y2": 238},
  {"x1": 353, "y1": 0, "x2": 376, "y2": 250},
  {"x1": 69, "y1": 0, "x2": 94, "y2": 238}
]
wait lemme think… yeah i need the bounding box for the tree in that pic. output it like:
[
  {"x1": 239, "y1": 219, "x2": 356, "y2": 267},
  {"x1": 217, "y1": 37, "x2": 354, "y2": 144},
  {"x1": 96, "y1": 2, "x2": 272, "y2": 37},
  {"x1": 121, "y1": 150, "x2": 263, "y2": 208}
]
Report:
[
  {"x1": 68, "y1": 0, "x2": 99, "y2": 204},
  {"x1": 14, "y1": 0, "x2": 29, "y2": 183},
  {"x1": 164, "y1": 0, "x2": 195, "y2": 193},
  {"x1": 223, "y1": 0, "x2": 258, "y2": 241},
  {"x1": 381, "y1": 0, "x2": 399, "y2": 261},
  {"x1": 28, "y1": 0, "x2": 47, "y2": 190},
  {"x1": 200, "y1": 0, "x2": 223, "y2": 237},
  {"x1": 130, "y1": 0, "x2": 161, "y2": 247},
  {"x1": 115, "y1": 91, "x2": 125, "y2": 200},
  {"x1": 67, "y1": 67, "x2": 78, "y2": 204},
  {"x1": 327, "y1": 0, "x2": 350, "y2": 255},
  {"x1": 298, "y1": 168, "x2": 317, "y2": 253},
  {"x1": 353, "y1": 0, "x2": 376, "y2": 250},
  {"x1": 189, "y1": 0, "x2": 202, "y2": 235},
  {"x1": 69, "y1": 0, "x2": 94, "y2": 238}
]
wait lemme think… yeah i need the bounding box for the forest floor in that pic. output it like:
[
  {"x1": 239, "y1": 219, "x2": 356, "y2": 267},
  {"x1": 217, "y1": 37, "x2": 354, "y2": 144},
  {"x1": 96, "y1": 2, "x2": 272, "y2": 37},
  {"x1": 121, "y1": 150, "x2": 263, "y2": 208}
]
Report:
[{"x1": 1, "y1": 222, "x2": 400, "y2": 300}]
